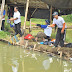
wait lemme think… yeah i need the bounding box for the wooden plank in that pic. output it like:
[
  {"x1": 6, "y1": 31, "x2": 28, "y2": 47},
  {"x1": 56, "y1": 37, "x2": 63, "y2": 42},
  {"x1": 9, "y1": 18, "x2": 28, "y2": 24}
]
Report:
[
  {"x1": 31, "y1": 8, "x2": 37, "y2": 17},
  {"x1": 25, "y1": 26, "x2": 72, "y2": 29}
]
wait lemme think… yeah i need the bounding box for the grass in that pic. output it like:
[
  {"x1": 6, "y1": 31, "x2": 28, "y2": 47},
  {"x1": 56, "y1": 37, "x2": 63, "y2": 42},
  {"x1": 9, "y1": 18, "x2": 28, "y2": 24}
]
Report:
[
  {"x1": 51, "y1": 29, "x2": 72, "y2": 43},
  {"x1": 21, "y1": 14, "x2": 72, "y2": 26},
  {"x1": 62, "y1": 14, "x2": 72, "y2": 27},
  {"x1": 0, "y1": 14, "x2": 72, "y2": 43},
  {"x1": 0, "y1": 31, "x2": 10, "y2": 39},
  {"x1": 62, "y1": 14, "x2": 72, "y2": 23},
  {"x1": 65, "y1": 29, "x2": 72, "y2": 42},
  {"x1": 21, "y1": 16, "x2": 46, "y2": 26}
]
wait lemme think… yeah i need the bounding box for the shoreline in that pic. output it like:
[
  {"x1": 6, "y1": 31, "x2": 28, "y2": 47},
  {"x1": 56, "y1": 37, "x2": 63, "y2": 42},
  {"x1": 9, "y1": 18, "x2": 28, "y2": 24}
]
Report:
[{"x1": 0, "y1": 38, "x2": 72, "y2": 61}]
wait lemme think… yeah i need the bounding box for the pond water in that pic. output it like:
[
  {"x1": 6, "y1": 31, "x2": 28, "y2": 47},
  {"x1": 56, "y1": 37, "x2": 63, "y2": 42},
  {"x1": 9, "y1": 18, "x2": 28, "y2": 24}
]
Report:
[{"x1": 0, "y1": 41, "x2": 72, "y2": 72}]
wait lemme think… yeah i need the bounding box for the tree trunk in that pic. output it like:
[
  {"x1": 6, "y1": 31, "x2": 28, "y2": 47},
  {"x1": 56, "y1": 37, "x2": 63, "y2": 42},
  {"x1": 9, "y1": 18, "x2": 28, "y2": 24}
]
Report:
[{"x1": 23, "y1": 0, "x2": 29, "y2": 34}]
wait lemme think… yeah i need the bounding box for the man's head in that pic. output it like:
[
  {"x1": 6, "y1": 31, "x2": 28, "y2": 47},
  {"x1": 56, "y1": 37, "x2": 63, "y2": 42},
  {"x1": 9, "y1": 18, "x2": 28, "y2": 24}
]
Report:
[
  {"x1": 45, "y1": 20, "x2": 50, "y2": 25},
  {"x1": 14, "y1": 6, "x2": 18, "y2": 12},
  {"x1": 53, "y1": 12, "x2": 58, "y2": 19}
]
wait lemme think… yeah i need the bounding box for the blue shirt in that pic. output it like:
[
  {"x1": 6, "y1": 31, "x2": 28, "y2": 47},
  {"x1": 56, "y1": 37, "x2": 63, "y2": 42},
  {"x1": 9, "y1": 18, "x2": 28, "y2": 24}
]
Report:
[
  {"x1": 41, "y1": 25, "x2": 47, "y2": 29},
  {"x1": 3, "y1": 10, "x2": 6, "y2": 15},
  {"x1": 2, "y1": 10, "x2": 6, "y2": 20}
]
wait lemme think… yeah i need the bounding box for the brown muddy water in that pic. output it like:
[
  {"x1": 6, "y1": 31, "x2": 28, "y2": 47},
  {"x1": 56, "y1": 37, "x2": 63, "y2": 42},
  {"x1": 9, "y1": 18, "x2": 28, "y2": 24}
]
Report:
[{"x1": 0, "y1": 41, "x2": 72, "y2": 72}]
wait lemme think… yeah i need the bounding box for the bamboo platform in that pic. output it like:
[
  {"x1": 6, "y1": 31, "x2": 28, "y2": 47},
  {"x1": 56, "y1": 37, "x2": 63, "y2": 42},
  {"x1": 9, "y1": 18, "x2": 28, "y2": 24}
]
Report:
[{"x1": 25, "y1": 26, "x2": 72, "y2": 29}]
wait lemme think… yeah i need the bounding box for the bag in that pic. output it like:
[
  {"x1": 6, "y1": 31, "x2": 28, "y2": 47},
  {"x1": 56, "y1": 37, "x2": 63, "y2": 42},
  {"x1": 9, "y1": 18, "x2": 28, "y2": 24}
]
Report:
[
  {"x1": 65, "y1": 43, "x2": 72, "y2": 48},
  {"x1": 44, "y1": 41, "x2": 52, "y2": 45},
  {"x1": 40, "y1": 42, "x2": 44, "y2": 44},
  {"x1": 24, "y1": 34, "x2": 34, "y2": 40},
  {"x1": 44, "y1": 41, "x2": 48, "y2": 45},
  {"x1": 51, "y1": 39, "x2": 56, "y2": 42}
]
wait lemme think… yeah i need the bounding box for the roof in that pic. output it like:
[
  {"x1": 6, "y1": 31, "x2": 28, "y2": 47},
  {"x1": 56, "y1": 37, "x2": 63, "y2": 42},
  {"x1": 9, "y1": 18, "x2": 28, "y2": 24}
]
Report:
[
  {"x1": 7, "y1": 0, "x2": 49, "y2": 9},
  {"x1": 1, "y1": 0, "x2": 72, "y2": 9},
  {"x1": 42, "y1": 0, "x2": 72, "y2": 9}
]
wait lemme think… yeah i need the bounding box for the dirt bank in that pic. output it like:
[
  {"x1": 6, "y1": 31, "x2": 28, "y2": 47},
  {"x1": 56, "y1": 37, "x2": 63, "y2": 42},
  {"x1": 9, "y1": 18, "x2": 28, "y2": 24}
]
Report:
[
  {"x1": 28, "y1": 41, "x2": 72, "y2": 61},
  {"x1": 0, "y1": 39, "x2": 72, "y2": 61}
]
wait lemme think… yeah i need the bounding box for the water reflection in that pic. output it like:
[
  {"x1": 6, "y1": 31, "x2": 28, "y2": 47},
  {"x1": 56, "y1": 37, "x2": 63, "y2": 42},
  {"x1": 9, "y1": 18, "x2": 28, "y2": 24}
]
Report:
[
  {"x1": 63, "y1": 61, "x2": 72, "y2": 72},
  {"x1": 0, "y1": 42, "x2": 72, "y2": 72},
  {"x1": 11, "y1": 59, "x2": 19, "y2": 72},
  {"x1": 43, "y1": 59, "x2": 50, "y2": 70}
]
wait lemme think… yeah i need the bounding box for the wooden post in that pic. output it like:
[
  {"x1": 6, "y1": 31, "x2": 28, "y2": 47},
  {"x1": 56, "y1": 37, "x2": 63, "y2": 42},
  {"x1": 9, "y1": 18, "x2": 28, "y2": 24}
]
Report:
[
  {"x1": 50, "y1": 5, "x2": 52, "y2": 24},
  {"x1": 29, "y1": 18, "x2": 31, "y2": 32},
  {"x1": 25, "y1": 41, "x2": 28, "y2": 48},
  {"x1": 33, "y1": 44, "x2": 36, "y2": 51},
  {"x1": 30, "y1": 19, "x2": 31, "y2": 29},
  {"x1": 60, "y1": 51, "x2": 62, "y2": 58},
  {"x1": 0, "y1": 0, "x2": 5, "y2": 30},
  {"x1": 23, "y1": 0, "x2": 29, "y2": 34}
]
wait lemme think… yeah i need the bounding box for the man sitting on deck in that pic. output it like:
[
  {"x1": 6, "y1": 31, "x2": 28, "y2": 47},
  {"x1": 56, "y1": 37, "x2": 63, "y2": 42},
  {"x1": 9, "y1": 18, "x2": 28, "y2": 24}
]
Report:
[{"x1": 31, "y1": 20, "x2": 52, "y2": 42}]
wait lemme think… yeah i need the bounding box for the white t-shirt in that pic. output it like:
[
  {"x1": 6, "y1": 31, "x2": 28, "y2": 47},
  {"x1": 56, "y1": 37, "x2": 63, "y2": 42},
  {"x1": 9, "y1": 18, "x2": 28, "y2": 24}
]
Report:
[
  {"x1": 14, "y1": 11, "x2": 21, "y2": 24},
  {"x1": 53, "y1": 16, "x2": 67, "y2": 28},
  {"x1": 2, "y1": 17, "x2": 5, "y2": 20},
  {"x1": 44, "y1": 26, "x2": 52, "y2": 36}
]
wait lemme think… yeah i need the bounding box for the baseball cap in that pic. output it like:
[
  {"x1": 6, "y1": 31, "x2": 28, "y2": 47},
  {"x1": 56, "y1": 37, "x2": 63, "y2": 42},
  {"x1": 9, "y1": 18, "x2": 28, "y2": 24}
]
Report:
[
  {"x1": 45, "y1": 20, "x2": 50, "y2": 25},
  {"x1": 52, "y1": 12, "x2": 58, "y2": 16}
]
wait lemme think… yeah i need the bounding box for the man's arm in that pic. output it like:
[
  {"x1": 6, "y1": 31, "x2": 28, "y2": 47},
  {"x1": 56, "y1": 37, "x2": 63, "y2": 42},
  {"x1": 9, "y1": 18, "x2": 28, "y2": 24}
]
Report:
[
  {"x1": 9, "y1": 18, "x2": 18, "y2": 21},
  {"x1": 61, "y1": 17, "x2": 66, "y2": 33},
  {"x1": 31, "y1": 23, "x2": 41, "y2": 28},
  {"x1": 32, "y1": 22, "x2": 51, "y2": 28},
  {"x1": 2, "y1": 15, "x2": 5, "y2": 18},
  {"x1": 61, "y1": 23, "x2": 65, "y2": 33},
  {"x1": 31, "y1": 23, "x2": 37, "y2": 25},
  {"x1": 48, "y1": 24, "x2": 55, "y2": 27}
]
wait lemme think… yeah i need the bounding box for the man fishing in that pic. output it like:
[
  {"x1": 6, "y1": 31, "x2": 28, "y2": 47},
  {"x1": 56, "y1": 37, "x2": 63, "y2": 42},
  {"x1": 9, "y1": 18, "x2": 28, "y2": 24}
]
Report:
[
  {"x1": 31, "y1": 20, "x2": 52, "y2": 42},
  {"x1": 9, "y1": 6, "x2": 22, "y2": 37}
]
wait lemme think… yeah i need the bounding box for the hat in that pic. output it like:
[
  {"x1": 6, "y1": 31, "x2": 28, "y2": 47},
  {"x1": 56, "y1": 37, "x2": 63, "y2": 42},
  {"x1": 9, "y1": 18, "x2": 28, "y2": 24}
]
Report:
[
  {"x1": 45, "y1": 20, "x2": 50, "y2": 25},
  {"x1": 52, "y1": 12, "x2": 58, "y2": 16}
]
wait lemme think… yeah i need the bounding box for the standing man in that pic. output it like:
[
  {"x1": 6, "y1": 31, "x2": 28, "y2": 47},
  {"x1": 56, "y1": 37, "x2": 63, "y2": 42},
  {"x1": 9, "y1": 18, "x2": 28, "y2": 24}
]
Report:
[
  {"x1": 49, "y1": 12, "x2": 67, "y2": 47},
  {"x1": 1, "y1": 10, "x2": 6, "y2": 31},
  {"x1": 9, "y1": 6, "x2": 22, "y2": 37}
]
